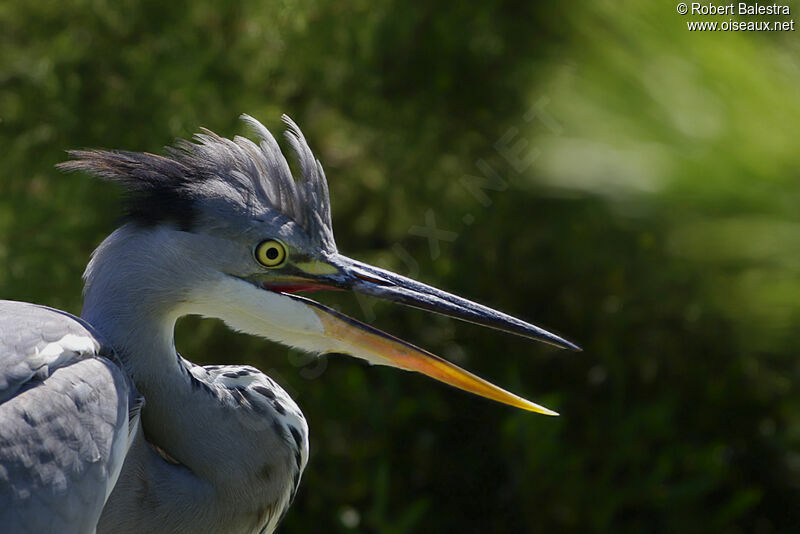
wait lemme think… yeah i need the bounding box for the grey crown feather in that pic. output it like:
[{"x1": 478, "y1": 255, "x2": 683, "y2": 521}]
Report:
[{"x1": 58, "y1": 114, "x2": 336, "y2": 252}]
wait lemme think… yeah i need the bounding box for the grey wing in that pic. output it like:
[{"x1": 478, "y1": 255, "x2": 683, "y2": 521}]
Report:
[{"x1": 0, "y1": 300, "x2": 141, "y2": 534}]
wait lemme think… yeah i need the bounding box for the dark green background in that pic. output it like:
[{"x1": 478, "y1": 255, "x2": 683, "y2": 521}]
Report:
[{"x1": 2, "y1": 1, "x2": 799, "y2": 532}]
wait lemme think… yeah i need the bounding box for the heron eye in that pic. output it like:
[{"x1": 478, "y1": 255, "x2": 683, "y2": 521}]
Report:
[{"x1": 255, "y1": 239, "x2": 287, "y2": 268}]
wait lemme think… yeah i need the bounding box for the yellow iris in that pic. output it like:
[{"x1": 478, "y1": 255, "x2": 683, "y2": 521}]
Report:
[{"x1": 255, "y1": 239, "x2": 287, "y2": 268}]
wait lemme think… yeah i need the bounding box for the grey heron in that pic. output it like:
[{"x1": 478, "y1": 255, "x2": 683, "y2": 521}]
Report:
[{"x1": 0, "y1": 115, "x2": 579, "y2": 533}]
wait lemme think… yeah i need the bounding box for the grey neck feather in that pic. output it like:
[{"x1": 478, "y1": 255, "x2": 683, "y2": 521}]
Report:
[
  {"x1": 82, "y1": 225, "x2": 190, "y2": 384},
  {"x1": 83, "y1": 225, "x2": 296, "y2": 533}
]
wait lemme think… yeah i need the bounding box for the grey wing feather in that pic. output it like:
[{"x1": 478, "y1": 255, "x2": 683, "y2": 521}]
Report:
[
  {"x1": 0, "y1": 301, "x2": 104, "y2": 403},
  {"x1": 0, "y1": 300, "x2": 141, "y2": 534}
]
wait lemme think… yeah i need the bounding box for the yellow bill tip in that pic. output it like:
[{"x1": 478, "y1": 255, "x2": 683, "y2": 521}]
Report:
[{"x1": 520, "y1": 401, "x2": 560, "y2": 416}]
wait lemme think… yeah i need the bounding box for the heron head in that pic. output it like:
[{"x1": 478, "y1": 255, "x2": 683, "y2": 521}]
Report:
[{"x1": 61, "y1": 115, "x2": 579, "y2": 416}]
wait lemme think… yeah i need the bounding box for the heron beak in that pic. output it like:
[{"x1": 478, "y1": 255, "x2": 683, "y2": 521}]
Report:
[
  {"x1": 330, "y1": 256, "x2": 580, "y2": 351},
  {"x1": 278, "y1": 254, "x2": 579, "y2": 416}
]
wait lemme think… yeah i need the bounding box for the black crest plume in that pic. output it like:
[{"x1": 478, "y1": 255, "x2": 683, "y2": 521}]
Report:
[{"x1": 58, "y1": 115, "x2": 336, "y2": 252}]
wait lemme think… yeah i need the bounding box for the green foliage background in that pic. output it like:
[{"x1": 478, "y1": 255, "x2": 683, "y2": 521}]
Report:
[{"x1": 2, "y1": 1, "x2": 800, "y2": 532}]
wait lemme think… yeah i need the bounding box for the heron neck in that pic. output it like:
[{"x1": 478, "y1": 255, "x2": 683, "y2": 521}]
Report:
[
  {"x1": 81, "y1": 226, "x2": 217, "y2": 475},
  {"x1": 81, "y1": 226, "x2": 188, "y2": 382},
  {"x1": 82, "y1": 225, "x2": 301, "y2": 534}
]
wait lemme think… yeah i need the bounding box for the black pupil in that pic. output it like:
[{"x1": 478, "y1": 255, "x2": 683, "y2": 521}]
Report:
[{"x1": 265, "y1": 246, "x2": 280, "y2": 260}]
